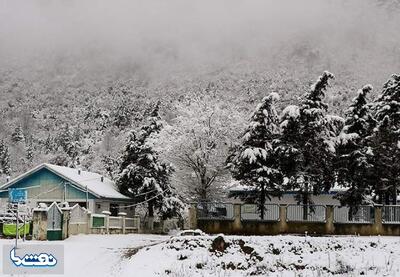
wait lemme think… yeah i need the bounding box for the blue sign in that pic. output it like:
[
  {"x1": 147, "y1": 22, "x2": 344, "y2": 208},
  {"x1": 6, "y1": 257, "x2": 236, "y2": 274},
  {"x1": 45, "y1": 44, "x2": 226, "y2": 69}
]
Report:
[{"x1": 8, "y1": 188, "x2": 27, "y2": 203}]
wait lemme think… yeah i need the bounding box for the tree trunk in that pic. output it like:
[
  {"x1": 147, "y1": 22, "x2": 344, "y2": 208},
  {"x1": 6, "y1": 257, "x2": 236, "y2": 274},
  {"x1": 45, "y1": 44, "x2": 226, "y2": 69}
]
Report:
[
  {"x1": 302, "y1": 183, "x2": 309, "y2": 221},
  {"x1": 392, "y1": 186, "x2": 397, "y2": 205},
  {"x1": 260, "y1": 185, "x2": 266, "y2": 220},
  {"x1": 148, "y1": 201, "x2": 154, "y2": 217},
  {"x1": 348, "y1": 206, "x2": 354, "y2": 221},
  {"x1": 385, "y1": 191, "x2": 390, "y2": 205}
]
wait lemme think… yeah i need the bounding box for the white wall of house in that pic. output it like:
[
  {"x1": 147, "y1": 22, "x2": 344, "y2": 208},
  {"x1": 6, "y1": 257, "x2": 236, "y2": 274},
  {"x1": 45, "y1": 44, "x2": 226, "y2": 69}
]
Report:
[
  {"x1": 94, "y1": 201, "x2": 110, "y2": 214},
  {"x1": 94, "y1": 201, "x2": 135, "y2": 217}
]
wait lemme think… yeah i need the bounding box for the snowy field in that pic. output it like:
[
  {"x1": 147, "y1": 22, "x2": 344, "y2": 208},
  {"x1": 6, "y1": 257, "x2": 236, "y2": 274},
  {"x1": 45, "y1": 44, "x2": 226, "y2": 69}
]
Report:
[{"x1": 1, "y1": 234, "x2": 400, "y2": 276}]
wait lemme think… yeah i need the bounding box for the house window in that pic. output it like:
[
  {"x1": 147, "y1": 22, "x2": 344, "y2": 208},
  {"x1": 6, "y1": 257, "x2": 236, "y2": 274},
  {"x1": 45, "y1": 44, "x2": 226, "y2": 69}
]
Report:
[{"x1": 110, "y1": 203, "x2": 119, "y2": 216}]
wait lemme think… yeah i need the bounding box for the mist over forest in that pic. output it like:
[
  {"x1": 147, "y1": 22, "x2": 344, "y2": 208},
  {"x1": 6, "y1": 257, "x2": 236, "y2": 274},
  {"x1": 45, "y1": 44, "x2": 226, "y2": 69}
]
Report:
[{"x1": 0, "y1": 0, "x2": 399, "y2": 198}]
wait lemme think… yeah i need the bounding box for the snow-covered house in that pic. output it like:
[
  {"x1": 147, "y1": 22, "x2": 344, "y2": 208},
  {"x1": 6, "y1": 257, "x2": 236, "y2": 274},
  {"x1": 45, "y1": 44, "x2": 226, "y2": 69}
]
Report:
[{"x1": 0, "y1": 163, "x2": 134, "y2": 217}]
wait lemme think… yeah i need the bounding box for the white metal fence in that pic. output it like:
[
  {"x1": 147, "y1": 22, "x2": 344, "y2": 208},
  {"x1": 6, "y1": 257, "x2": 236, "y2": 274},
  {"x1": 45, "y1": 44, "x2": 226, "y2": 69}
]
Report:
[
  {"x1": 333, "y1": 206, "x2": 374, "y2": 224},
  {"x1": 125, "y1": 216, "x2": 140, "y2": 229},
  {"x1": 286, "y1": 205, "x2": 326, "y2": 222},
  {"x1": 241, "y1": 204, "x2": 280, "y2": 221},
  {"x1": 196, "y1": 203, "x2": 234, "y2": 220},
  {"x1": 382, "y1": 205, "x2": 400, "y2": 224}
]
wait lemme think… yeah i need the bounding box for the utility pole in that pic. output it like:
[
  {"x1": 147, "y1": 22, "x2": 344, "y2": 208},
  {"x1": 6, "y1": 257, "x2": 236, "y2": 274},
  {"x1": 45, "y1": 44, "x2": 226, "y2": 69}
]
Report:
[
  {"x1": 23, "y1": 214, "x2": 26, "y2": 242},
  {"x1": 86, "y1": 185, "x2": 89, "y2": 210},
  {"x1": 15, "y1": 202, "x2": 19, "y2": 249}
]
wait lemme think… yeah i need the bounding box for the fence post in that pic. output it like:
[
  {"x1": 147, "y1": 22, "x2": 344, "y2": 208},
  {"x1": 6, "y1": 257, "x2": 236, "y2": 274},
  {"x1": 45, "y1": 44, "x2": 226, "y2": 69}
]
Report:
[
  {"x1": 118, "y1": 212, "x2": 127, "y2": 234},
  {"x1": 136, "y1": 216, "x2": 141, "y2": 233},
  {"x1": 102, "y1": 211, "x2": 111, "y2": 234},
  {"x1": 32, "y1": 208, "x2": 48, "y2": 241},
  {"x1": 232, "y1": 204, "x2": 242, "y2": 233},
  {"x1": 86, "y1": 211, "x2": 92, "y2": 234},
  {"x1": 373, "y1": 205, "x2": 383, "y2": 235},
  {"x1": 61, "y1": 207, "x2": 71, "y2": 240},
  {"x1": 325, "y1": 205, "x2": 334, "y2": 234},
  {"x1": 188, "y1": 203, "x2": 198, "y2": 230},
  {"x1": 278, "y1": 205, "x2": 288, "y2": 233}
]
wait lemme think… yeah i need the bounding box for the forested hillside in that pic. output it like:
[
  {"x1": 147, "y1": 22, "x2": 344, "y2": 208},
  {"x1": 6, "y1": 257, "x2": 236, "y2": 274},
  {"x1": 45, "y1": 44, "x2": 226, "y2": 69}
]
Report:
[{"x1": 0, "y1": 0, "x2": 399, "y2": 200}]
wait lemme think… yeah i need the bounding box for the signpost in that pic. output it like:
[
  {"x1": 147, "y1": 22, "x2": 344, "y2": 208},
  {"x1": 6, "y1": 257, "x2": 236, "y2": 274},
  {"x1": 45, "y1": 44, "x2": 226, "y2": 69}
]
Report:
[{"x1": 8, "y1": 188, "x2": 27, "y2": 249}]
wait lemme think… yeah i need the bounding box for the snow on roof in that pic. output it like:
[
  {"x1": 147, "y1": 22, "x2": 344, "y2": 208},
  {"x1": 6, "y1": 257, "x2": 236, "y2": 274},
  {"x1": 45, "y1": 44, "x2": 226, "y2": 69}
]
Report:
[
  {"x1": 45, "y1": 164, "x2": 129, "y2": 199},
  {"x1": 0, "y1": 163, "x2": 129, "y2": 200}
]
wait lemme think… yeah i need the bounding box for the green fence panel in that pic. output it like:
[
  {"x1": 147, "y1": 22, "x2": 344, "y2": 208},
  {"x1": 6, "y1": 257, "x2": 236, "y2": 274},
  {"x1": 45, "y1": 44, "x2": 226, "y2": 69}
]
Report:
[
  {"x1": 47, "y1": 230, "x2": 62, "y2": 241},
  {"x1": 92, "y1": 216, "x2": 105, "y2": 228}
]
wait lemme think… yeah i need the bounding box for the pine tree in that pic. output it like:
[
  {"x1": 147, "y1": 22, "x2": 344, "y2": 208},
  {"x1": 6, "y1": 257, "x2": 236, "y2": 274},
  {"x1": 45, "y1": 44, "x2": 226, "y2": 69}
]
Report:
[
  {"x1": 44, "y1": 134, "x2": 54, "y2": 154},
  {"x1": 113, "y1": 99, "x2": 134, "y2": 128},
  {"x1": 116, "y1": 104, "x2": 184, "y2": 219},
  {"x1": 370, "y1": 74, "x2": 400, "y2": 204},
  {"x1": 11, "y1": 125, "x2": 24, "y2": 143},
  {"x1": 57, "y1": 124, "x2": 81, "y2": 166},
  {"x1": 3, "y1": 146, "x2": 11, "y2": 176},
  {"x1": 227, "y1": 93, "x2": 283, "y2": 219},
  {"x1": 336, "y1": 85, "x2": 376, "y2": 207},
  {"x1": 26, "y1": 141, "x2": 34, "y2": 163},
  {"x1": 278, "y1": 71, "x2": 338, "y2": 218},
  {"x1": 0, "y1": 140, "x2": 11, "y2": 176}
]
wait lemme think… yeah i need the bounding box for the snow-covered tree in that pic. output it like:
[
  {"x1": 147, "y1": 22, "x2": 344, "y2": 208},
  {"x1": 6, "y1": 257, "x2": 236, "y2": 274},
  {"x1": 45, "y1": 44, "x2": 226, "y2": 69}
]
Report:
[
  {"x1": 26, "y1": 141, "x2": 34, "y2": 163},
  {"x1": 56, "y1": 124, "x2": 82, "y2": 166},
  {"x1": 227, "y1": 93, "x2": 283, "y2": 219},
  {"x1": 157, "y1": 96, "x2": 246, "y2": 202},
  {"x1": 278, "y1": 71, "x2": 338, "y2": 217},
  {"x1": 11, "y1": 125, "x2": 24, "y2": 143},
  {"x1": 370, "y1": 74, "x2": 400, "y2": 204},
  {"x1": 116, "y1": 105, "x2": 184, "y2": 219},
  {"x1": 336, "y1": 85, "x2": 376, "y2": 206},
  {"x1": 0, "y1": 140, "x2": 11, "y2": 176}
]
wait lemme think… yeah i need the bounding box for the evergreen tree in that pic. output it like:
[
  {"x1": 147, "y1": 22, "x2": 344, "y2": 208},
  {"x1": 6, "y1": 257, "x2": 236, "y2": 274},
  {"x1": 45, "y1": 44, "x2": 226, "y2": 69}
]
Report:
[
  {"x1": 11, "y1": 125, "x2": 24, "y2": 143},
  {"x1": 227, "y1": 93, "x2": 283, "y2": 219},
  {"x1": 26, "y1": 141, "x2": 34, "y2": 163},
  {"x1": 44, "y1": 134, "x2": 54, "y2": 154},
  {"x1": 116, "y1": 105, "x2": 184, "y2": 219},
  {"x1": 0, "y1": 140, "x2": 11, "y2": 176},
  {"x1": 278, "y1": 71, "x2": 338, "y2": 218},
  {"x1": 113, "y1": 99, "x2": 134, "y2": 129},
  {"x1": 370, "y1": 74, "x2": 400, "y2": 204},
  {"x1": 336, "y1": 85, "x2": 376, "y2": 207},
  {"x1": 57, "y1": 124, "x2": 81, "y2": 166}
]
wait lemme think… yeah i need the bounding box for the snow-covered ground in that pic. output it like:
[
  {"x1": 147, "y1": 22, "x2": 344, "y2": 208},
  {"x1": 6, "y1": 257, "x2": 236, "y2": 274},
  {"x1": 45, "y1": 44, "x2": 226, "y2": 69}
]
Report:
[
  {"x1": 1, "y1": 234, "x2": 400, "y2": 277},
  {"x1": 0, "y1": 234, "x2": 167, "y2": 277}
]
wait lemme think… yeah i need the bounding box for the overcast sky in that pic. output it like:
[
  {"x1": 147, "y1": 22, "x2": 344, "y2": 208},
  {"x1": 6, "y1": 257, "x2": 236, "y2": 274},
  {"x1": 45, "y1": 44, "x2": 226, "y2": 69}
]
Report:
[{"x1": 0, "y1": 0, "x2": 399, "y2": 84}]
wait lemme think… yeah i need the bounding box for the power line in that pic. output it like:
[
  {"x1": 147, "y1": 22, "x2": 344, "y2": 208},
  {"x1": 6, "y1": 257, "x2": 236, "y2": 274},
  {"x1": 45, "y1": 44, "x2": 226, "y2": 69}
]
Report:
[{"x1": 118, "y1": 189, "x2": 169, "y2": 208}]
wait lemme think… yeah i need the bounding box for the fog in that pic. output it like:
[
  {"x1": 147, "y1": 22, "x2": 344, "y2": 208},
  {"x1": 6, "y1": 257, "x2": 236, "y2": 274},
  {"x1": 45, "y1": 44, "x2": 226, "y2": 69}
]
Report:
[{"x1": 0, "y1": 0, "x2": 399, "y2": 86}]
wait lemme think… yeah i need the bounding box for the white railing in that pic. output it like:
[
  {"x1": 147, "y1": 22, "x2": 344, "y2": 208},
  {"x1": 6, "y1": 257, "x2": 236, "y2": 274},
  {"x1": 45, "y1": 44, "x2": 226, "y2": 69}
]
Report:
[
  {"x1": 109, "y1": 216, "x2": 122, "y2": 228},
  {"x1": 286, "y1": 205, "x2": 326, "y2": 222},
  {"x1": 125, "y1": 216, "x2": 140, "y2": 229},
  {"x1": 382, "y1": 205, "x2": 400, "y2": 224},
  {"x1": 333, "y1": 206, "x2": 374, "y2": 224},
  {"x1": 196, "y1": 203, "x2": 234, "y2": 220},
  {"x1": 241, "y1": 204, "x2": 280, "y2": 221}
]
